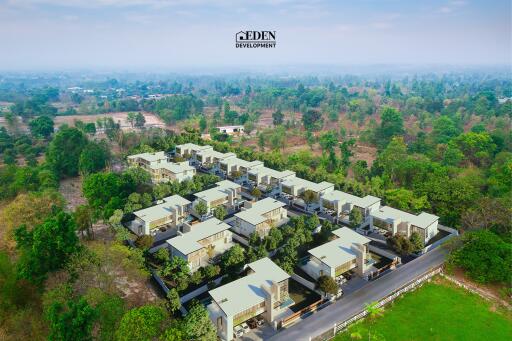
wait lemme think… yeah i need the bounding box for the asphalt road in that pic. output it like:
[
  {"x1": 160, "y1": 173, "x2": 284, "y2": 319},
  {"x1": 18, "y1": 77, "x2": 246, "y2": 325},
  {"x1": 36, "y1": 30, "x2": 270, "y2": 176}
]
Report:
[{"x1": 269, "y1": 246, "x2": 448, "y2": 341}]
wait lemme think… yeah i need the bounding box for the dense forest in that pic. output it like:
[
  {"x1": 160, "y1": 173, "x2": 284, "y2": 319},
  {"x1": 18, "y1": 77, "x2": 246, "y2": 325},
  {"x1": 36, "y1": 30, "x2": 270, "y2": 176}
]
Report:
[{"x1": 0, "y1": 71, "x2": 510, "y2": 340}]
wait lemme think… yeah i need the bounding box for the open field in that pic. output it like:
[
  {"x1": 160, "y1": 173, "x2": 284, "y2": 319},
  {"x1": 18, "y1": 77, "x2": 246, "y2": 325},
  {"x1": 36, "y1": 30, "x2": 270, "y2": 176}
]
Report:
[
  {"x1": 333, "y1": 277, "x2": 512, "y2": 341},
  {"x1": 54, "y1": 111, "x2": 166, "y2": 130}
]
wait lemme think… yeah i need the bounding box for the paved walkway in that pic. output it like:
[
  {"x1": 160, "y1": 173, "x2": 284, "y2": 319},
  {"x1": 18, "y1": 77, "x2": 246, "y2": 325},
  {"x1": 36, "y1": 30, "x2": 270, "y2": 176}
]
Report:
[{"x1": 269, "y1": 246, "x2": 447, "y2": 341}]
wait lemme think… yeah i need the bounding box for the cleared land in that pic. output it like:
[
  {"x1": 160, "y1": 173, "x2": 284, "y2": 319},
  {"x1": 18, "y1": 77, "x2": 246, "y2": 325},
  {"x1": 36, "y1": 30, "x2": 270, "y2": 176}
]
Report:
[
  {"x1": 334, "y1": 277, "x2": 512, "y2": 341},
  {"x1": 53, "y1": 111, "x2": 166, "y2": 130}
]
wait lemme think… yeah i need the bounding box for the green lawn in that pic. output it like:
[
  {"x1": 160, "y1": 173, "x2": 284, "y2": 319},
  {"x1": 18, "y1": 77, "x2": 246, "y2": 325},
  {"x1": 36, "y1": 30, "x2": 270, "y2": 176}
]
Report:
[{"x1": 334, "y1": 278, "x2": 512, "y2": 341}]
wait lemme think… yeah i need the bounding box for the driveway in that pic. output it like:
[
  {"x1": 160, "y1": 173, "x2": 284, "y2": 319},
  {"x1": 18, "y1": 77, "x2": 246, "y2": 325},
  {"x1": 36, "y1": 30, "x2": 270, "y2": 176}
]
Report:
[{"x1": 269, "y1": 246, "x2": 447, "y2": 341}]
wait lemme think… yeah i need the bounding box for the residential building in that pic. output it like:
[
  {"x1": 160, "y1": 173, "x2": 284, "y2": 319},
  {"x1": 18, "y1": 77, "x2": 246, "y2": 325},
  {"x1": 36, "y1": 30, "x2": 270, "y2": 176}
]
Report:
[
  {"x1": 219, "y1": 157, "x2": 264, "y2": 182},
  {"x1": 279, "y1": 177, "x2": 334, "y2": 212},
  {"x1": 370, "y1": 206, "x2": 439, "y2": 243},
  {"x1": 232, "y1": 198, "x2": 289, "y2": 237},
  {"x1": 167, "y1": 218, "x2": 233, "y2": 272},
  {"x1": 129, "y1": 195, "x2": 191, "y2": 236},
  {"x1": 127, "y1": 151, "x2": 195, "y2": 183},
  {"x1": 192, "y1": 180, "x2": 242, "y2": 216},
  {"x1": 207, "y1": 258, "x2": 290, "y2": 341},
  {"x1": 196, "y1": 148, "x2": 236, "y2": 174},
  {"x1": 216, "y1": 125, "x2": 245, "y2": 135},
  {"x1": 175, "y1": 143, "x2": 213, "y2": 165},
  {"x1": 302, "y1": 227, "x2": 371, "y2": 280},
  {"x1": 320, "y1": 190, "x2": 381, "y2": 225},
  {"x1": 247, "y1": 167, "x2": 295, "y2": 195}
]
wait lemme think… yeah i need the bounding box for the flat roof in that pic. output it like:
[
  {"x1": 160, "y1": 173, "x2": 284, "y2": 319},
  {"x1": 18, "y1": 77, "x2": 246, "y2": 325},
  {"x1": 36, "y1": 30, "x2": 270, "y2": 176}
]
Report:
[
  {"x1": 281, "y1": 177, "x2": 334, "y2": 193},
  {"x1": 371, "y1": 206, "x2": 439, "y2": 228},
  {"x1": 209, "y1": 257, "x2": 290, "y2": 317},
  {"x1": 248, "y1": 166, "x2": 296, "y2": 180},
  {"x1": 133, "y1": 195, "x2": 190, "y2": 223},
  {"x1": 321, "y1": 190, "x2": 381, "y2": 208},
  {"x1": 176, "y1": 143, "x2": 213, "y2": 152},
  {"x1": 127, "y1": 151, "x2": 167, "y2": 163},
  {"x1": 235, "y1": 198, "x2": 286, "y2": 225},
  {"x1": 194, "y1": 180, "x2": 241, "y2": 203},
  {"x1": 220, "y1": 157, "x2": 263, "y2": 169},
  {"x1": 167, "y1": 218, "x2": 231, "y2": 255},
  {"x1": 308, "y1": 227, "x2": 371, "y2": 268},
  {"x1": 197, "y1": 148, "x2": 236, "y2": 160}
]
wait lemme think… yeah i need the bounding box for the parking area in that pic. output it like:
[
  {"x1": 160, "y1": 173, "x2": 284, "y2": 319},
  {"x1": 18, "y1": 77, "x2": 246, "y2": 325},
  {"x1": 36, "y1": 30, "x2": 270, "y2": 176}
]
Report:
[{"x1": 239, "y1": 323, "x2": 276, "y2": 341}]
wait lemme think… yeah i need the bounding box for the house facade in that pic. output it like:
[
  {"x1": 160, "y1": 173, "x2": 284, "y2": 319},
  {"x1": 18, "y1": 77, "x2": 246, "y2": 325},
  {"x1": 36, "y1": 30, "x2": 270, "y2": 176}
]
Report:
[
  {"x1": 247, "y1": 167, "x2": 296, "y2": 196},
  {"x1": 129, "y1": 195, "x2": 191, "y2": 236},
  {"x1": 320, "y1": 190, "x2": 381, "y2": 226},
  {"x1": 279, "y1": 178, "x2": 334, "y2": 212},
  {"x1": 195, "y1": 149, "x2": 236, "y2": 175},
  {"x1": 219, "y1": 157, "x2": 264, "y2": 182},
  {"x1": 370, "y1": 206, "x2": 439, "y2": 243},
  {"x1": 232, "y1": 198, "x2": 288, "y2": 237},
  {"x1": 167, "y1": 218, "x2": 233, "y2": 272},
  {"x1": 192, "y1": 180, "x2": 242, "y2": 217},
  {"x1": 127, "y1": 151, "x2": 195, "y2": 183},
  {"x1": 207, "y1": 258, "x2": 290, "y2": 341},
  {"x1": 302, "y1": 227, "x2": 371, "y2": 280}
]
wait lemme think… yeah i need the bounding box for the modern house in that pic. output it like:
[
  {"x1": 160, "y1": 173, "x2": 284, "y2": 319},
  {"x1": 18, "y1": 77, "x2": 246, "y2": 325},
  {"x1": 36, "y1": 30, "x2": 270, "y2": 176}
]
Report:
[
  {"x1": 127, "y1": 151, "x2": 195, "y2": 183},
  {"x1": 195, "y1": 148, "x2": 236, "y2": 174},
  {"x1": 232, "y1": 198, "x2": 289, "y2": 237},
  {"x1": 175, "y1": 143, "x2": 213, "y2": 165},
  {"x1": 247, "y1": 167, "x2": 296, "y2": 196},
  {"x1": 129, "y1": 195, "x2": 192, "y2": 236},
  {"x1": 167, "y1": 218, "x2": 233, "y2": 272},
  {"x1": 207, "y1": 258, "x2": 291, "y2": 341},
  {"x1": 370, "y1": 206, "x2": 439, "y2": 243},
  {"x1": 279, "y1": 178, "x2": 334, "y2": 212},
  {"x1": 320, "y1": 190, "x2": 381, "y2": 225},
  {"x1": 192, "y1": 180, "x2": 242, "y2": 216},
  {"x1": 302, "y1": 227, "x2": 371, "y2": 280},
  {"x1": 219, "y1": 157, "x2": 264, "y2": 182},
  {"x1": 216, "y1": 125, "x2": 245, "y2": 135}
]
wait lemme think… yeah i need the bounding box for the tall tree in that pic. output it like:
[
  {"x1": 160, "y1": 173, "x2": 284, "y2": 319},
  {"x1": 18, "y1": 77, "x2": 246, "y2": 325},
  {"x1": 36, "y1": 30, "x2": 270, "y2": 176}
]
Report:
[
  {"x1": 47, "y1": 126, "x2": 88, "y2": 177},
  {"x1": 29, "y1": 115, "x2": 54, "y2": 138},
  {"x1": 46, "y1": 297, "x2": 97, "y2": 341}
]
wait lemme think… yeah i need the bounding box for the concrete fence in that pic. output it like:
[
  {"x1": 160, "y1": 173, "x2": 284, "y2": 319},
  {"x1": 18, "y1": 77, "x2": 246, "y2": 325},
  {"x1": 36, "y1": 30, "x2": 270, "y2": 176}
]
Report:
[
  {"x1": 422, "y1": 225, "x2": 459, "y2": 254},
  {"x1": 179, "y1": 275, "x2": 225, "y2": 304},
  {"x1": 368, "y1": 244, "x2": 401, "y2": 262},
  {"x1": 291, "y1": 273, "x2": 317, "y2": 292},
  {"x1": 309, "y1": 266, "x2": 443, "y2": 341}
]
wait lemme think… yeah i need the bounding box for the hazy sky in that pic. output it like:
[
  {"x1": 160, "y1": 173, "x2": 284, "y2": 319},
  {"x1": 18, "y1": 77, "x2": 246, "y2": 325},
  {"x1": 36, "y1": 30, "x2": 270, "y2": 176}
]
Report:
[{"x1": 0, "y1": 0, "x2": 510, "y2": 71}]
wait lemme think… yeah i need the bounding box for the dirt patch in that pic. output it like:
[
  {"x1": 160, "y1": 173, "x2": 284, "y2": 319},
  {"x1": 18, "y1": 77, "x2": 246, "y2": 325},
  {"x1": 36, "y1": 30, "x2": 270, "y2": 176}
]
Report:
[
  {"x1": 59, "y1": 176, "x2": 86, "y2": 211},
  {"x1": 54, "y1": 111, "x2": 166, "y2": 130}
]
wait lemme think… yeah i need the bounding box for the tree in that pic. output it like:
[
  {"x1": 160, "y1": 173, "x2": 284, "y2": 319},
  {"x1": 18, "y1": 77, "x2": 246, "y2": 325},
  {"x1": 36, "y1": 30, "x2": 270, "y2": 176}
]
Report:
[
  {"x1": 79, "y1": 141, "x2": 111, "y2": 175},
  {"x1": 135, "y1": 235, "x2": 154, "y2": 250},
  {"x1": 29, "y1": 115, "x2": 54, "y2": 138},
  {"x1": 386, "y1": 233, "x2": 414, "y2": 256},
  {"x1": 15, "y1": 209, "x2": 80, "y2": 285},
  {"x1": 409, "y1": 232, "x2": 424, "y2": 252},
  {"x1": 46, "y1": 297, "x2": 98, "y2": 341},
  {"x1": 432, "y1": 116, "x2": 461, "y2": 144},
  {"x1": 349, "y1": 208, "x2": 363, "y2": 228},
  {"x1": 166, "y1": 289, "x2": 181, "y2": 313},
  {"x1": 384, "y1": 189, "x2": 430, "y2": 213},
  {"x1": 199, "y1": 116, "x2": 207, "y2": 132},
  {"x1": 316, "y1": 275, "x2": 338, "y2": 296},
  {"x1": 75, "y1": 205, "x2": 94, "y2": 240},
  {"x1": 302, "y1": 109, "x2": 323, "y2": 131},
  {"x1": 126, "y1": 112, "x2": 136, "y2": 127},
  {"x1": 301, "y1": 190, "x2": 318, "y2": 211},
  {"x1": 449, "y1": 230, "x2": 511, "y2": 284},
  {"x1": 115, "y1": 305, "x2": 167, "y2": 341},
  {"x1": 213, "y1": 205, "x2": 227, "y2": 220},
  {"x1": 251, "y1": 187, "x2": 262, "y2": 200},
  {"x1": 47, "y1": 126, "x2": 88, "y2": 177},
  {"x1": 272, "y1": 109, "x2": 284, "y2": 126},
  {"x1": 220, "y1": 244, "x2": 245, "y2": 273},
  {"x1": 194, "y1": 201, "x2": 208, "y2": 220},
  {"x1": 365, "y1": 301, "x2": 384, "y2": 341},
  {"x1": 160, "y1": 256, "x2": 190, "y2": 286},
  {"x1": 134, "y1": 112, "x2": 146, "y2": 128},
  {"x1": 339, "y1": 138, "x2": 355, "y2": 169},
  {"x1": 376, "y1": 106, "x2": 404, "y2": 147},
  {"x1": 182, "y1": 302, "x2": 217, "y2": 341},
  {"x1": 258, "y1": 133, "x2": 265, "y2": 151}
]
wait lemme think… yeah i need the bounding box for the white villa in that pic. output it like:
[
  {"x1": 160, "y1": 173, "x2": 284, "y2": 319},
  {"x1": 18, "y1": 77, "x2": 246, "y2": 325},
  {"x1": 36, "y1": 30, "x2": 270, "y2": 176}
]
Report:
[
  {"x1": 127, "y1": 151, "x2": 195, "y2": 183},
  {"x1": 196, "y1": 149, "x2": 236, "y2": 174},
  {"x1": 175, "y1": 143, "x2": 213, "y2": 163},
  {"x1": 302, "y1": 227, "x2": 371, "y2": 280},
  {"x1": 247, "y1": 167, "x2": 296, "y2": 195},
  {"x1": 207, "y1": 258, "x2": 290, "y2": 341},
  {"x1": 370, "y1": 206, "x2": 439, "y2": 243},
  {"x1": 320, "y1": 190, "x2": 381, "y2": 225},
  {"x1": 192, "y1": 180, "x2": 242, "y2": 216},
  {"x1": 219, "y1": 157, "x2": 264, "y2": 181},
  {"x1": 232, "y1": 198, "x2": 289, "y2": 237},
  {"x1": 216, "y1": 125, "x2": 245, "y2": 135},
  {"x1": 279, "y1": 177, "x2": 334, "y2": 212},
  {"x1": 167, "y1": 218, "x2": 233, "y2": 272},
  {"x1": 129, "y1": 195, "x2": 191, "y2": 236}
]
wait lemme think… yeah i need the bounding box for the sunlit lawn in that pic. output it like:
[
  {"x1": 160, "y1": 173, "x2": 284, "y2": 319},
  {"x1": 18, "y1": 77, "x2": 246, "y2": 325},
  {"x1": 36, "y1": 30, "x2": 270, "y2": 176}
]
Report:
[{"x1": 334, "y1": 278, "x2": 512, "y2": 341}]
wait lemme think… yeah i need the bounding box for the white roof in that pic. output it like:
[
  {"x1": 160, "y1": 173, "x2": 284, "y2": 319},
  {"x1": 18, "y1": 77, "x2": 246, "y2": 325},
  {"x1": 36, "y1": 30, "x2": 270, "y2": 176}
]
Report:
[
  {"x1": 197, "y1": 148, "x2": 236, "y2": 160},
  {"x1": 308, "y1": 227, "x2": 371, "y2": 268},
  {"x1": 321, "y1": 190, "x2": 381, "y2": 208},
  {"x1": 133, "y1": 195, "x2": 190, "y2": 223},
  {"x1": 281, "y1": 177, "x2": 334, "y2": 193},
  {"x1": 167, "y1": 218, "x2": 231, "y2": 255},
  {"x1": 194, "y1": 180, "x2": 241, "y2": 203},
  {"x1": 209, "y1": 258, "x2": 290, "y2": 316},
  {"x1": 235, "y1": 198, "x2": 286, "y2": 225},
  {"x1": 128, "y1": 151, "x2": 167, "y2": 163},
  {"x1": 176, "y1": 143, "x2": 213, "y2": 152},
  {"x1": 371, "y1": 206, "x2": 439, "y2": 229},
  {"x1": 217, "y1": 125, "x2": 244, "y2": 129},
  {"x1": 248, "y1": 166, "x2": 295, "y2": 180},
  {"x1": 221, "y1": 157, "x2": 263, "y2": 169}
]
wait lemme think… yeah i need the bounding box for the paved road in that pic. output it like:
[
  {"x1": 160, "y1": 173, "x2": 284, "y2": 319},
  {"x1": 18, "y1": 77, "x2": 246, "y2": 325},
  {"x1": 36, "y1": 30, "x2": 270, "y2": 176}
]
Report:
[{"x1": 269, "y1": 246, "x2": 447, "y2": 341}]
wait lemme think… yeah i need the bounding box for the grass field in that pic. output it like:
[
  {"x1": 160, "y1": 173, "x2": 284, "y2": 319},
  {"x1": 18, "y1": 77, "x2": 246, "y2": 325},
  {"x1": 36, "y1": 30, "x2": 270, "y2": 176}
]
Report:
[{"x1": 334, "y1": 278, "x2": 512, "y2": 341}]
